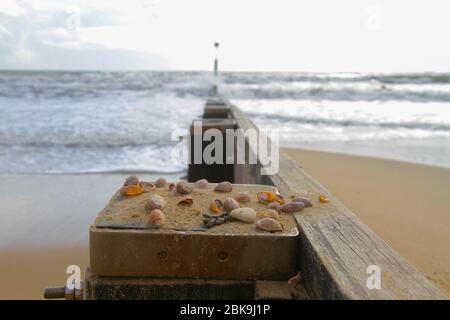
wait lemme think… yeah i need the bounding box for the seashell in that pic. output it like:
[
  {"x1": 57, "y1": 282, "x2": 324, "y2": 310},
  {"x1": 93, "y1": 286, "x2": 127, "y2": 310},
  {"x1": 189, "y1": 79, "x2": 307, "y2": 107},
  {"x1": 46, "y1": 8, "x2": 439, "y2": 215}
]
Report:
[
  {"x1": 177, "y1": 196, "x2": 193, "y2": 205},
  {"x1": 234, "y1": 192, "x2": 251, "y2": 203},
  {"x1": 258, "y1": 209, "x2": 280, "y2": 220},
  {"x1": 155, "y1": 177, "x2": 166, "y2": 188},
  {"x1": 257, "y1": 191, "x2": 277, "y2": 205},
  {"x1": 139, "y1": 181, "x2": 155, "y2": 191},
  {"x1": 267, "y1": 202, "x2": 282, "y2": 213},
  {"x1": 194, "y1": 179, "x2": 209, "y2": 189},
  {"x1": 120, "y1": 185, "x2": 144, "y2": 196},
  {"x1": 230, "y1": 207, "x2": 256, "y2": 223},
  {"x1": 275, "y1": 193, "x2": 285, "y2": 205},
  {"x1": 256, "y1": 218, "x2": 283, "y2": 232},
  {"x1": 223, "y1": 197, "x2": 240, "y2": 212},
  {"x1": 123, "y1": 175, "x2": 139, "y2": 186},
  {"x1": 214, "y1": 181, "x2": 233, "y2": 193},
  {"x1": 210, "y1": 199, "x2": 223, "y2": 213},
  {"x1": 292, "y1": 197, "x2": 313, "y2": 207},
  {"x1": 145, "y1": 194, "x2": 167, "y2": 211},
  {"x1": 148, "y1": 209, "x2": 165, "y2": 228},
  {"x1": 168, "y1": 183, "x2": 176, "y2": 191},
  {"x1": 176, "y1": 181, "x2": 193, "y2": 194},
  {"x1": 281, "y1": 201, "x2": 305, "y2": 213},
  {"x1": 319, "y1": 195, "x2": 329, "y2": 203}
]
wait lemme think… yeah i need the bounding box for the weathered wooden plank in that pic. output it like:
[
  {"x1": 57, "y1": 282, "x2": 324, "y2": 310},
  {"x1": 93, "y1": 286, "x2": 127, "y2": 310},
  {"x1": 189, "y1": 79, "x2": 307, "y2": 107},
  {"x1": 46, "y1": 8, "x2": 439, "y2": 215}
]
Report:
[
  {"x1": 226, "y1": 100, "x2": 446, "y2": 300},
  {"x1": 84, "y1": 269, "x2": 256, "y2": 300}
]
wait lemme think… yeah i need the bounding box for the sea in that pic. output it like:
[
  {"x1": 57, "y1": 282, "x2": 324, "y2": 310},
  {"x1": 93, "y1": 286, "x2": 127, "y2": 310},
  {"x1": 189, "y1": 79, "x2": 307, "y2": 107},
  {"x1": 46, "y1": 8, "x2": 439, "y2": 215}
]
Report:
[{"x1": 0, "y1": 70, "x2": 449, "y2": 174}]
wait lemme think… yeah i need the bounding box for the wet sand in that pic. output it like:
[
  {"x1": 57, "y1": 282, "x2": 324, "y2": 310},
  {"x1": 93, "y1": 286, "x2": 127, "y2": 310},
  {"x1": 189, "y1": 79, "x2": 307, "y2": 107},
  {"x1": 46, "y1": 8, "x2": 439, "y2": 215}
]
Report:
[
  {"x1": 284, "y1": 148, "x2": 450, "y2": 297},
  {"x1": 0, "y1": 173, "x2": 179, "y2": 300},
  {"x1": 0, "y1": 247, "x2": 88, "y2": 299},
  {"x1": 0, "y1": 152, "x2": 449, "y2": 299}
]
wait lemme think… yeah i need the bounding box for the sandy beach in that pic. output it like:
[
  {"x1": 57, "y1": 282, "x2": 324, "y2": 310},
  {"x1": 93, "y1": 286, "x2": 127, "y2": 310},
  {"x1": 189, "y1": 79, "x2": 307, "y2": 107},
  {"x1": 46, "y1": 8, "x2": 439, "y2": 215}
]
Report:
[
  {"x1": 0, "y1": 151, "x2": 449, "y2": 299},
  {"x1": 284, "y1": 148, "x2": 450, "y2": 297},
  {"x1": 0, "y1": 173, "x2": 179, "y2": 299}
]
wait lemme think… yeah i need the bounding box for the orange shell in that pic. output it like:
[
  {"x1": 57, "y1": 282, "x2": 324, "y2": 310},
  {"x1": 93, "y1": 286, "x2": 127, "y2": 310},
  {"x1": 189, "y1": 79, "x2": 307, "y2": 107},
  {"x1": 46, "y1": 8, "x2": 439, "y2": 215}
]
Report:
[
  {"x1": 319, "y1": 195, "x2": 330, "y2": 203},
  {"x1": 209, "y1": 200, "x2": 222, "y2": 213},
  {"x1": 257, "y1": 191, "x2": 277, "y2": 205},
  {"x1": 120, "y1": 185, "x2": 144, "y2": 196}
]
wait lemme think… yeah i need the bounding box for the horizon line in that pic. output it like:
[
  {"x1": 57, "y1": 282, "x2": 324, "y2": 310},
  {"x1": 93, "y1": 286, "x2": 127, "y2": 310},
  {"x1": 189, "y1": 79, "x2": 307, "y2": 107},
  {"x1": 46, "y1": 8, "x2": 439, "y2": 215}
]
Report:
[{"x1": 0, "y1": 68, "x2": 449, "y2": 75}]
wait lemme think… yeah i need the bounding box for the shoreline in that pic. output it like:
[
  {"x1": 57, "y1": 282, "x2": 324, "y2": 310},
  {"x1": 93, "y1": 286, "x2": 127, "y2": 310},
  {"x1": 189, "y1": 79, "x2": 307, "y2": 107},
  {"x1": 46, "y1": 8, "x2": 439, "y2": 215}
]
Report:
[
  {"x1": 282, "y1": 144, "x2": 450, "y2": 171},
  {"x1": 0, "y1": 150, "x2": 449, "y2": 298}
]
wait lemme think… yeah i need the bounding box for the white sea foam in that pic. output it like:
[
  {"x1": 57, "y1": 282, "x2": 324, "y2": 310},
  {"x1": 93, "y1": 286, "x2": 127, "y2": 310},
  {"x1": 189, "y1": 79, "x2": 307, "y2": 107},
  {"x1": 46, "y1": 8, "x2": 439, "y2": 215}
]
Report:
[{"x1": 0, "y1": 70, "x2": 449, "y2": 173}]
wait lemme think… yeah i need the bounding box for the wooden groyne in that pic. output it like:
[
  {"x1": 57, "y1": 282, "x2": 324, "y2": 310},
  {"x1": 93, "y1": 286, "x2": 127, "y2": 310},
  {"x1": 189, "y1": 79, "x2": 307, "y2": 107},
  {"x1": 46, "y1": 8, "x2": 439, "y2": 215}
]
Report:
[
  {"x1": 187, "y1": 95, "x2": 446, "y2": 299},
  {"x1": 45, "y1": 95, "x2": 446, "y2": 300}
]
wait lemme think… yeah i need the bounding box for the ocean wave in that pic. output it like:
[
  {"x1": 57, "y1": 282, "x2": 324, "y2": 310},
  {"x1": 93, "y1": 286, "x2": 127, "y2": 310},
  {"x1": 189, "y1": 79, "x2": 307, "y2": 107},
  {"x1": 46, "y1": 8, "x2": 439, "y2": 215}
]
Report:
[
  {"x1": 245, "y1": 111, "x2": 450, "y2": 132},
  {"x1": 221, "y1": 72, "x2": 450, "y2": 85},
  {"x1": 220, "y1": 83, "x2": 450, "y2": 102},
  {"x1": 0, "y1": 140, "x2": 173, "y2": 148},
  {"x1": 29, "y1": 167, "x2": 187, "y2": 175},
  {"x1": 1, "y1": 70, "x2": 449, "y2": 173},
  {"x1": 1, "y1": 71, "x2": 449, "y2": 102}
]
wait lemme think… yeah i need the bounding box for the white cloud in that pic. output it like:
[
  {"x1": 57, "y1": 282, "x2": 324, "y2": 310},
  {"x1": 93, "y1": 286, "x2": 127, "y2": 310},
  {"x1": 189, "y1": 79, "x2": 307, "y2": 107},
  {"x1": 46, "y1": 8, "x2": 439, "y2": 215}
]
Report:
[
  {"x1": 0, "y1": 0, "x2": 449, "y2": 71},
  {"x1": 0, "y1": 0, "x2": 167, "y2": 69},
  {"x1": 0, "y1": 0, "x2": 26, "y2": 16}
]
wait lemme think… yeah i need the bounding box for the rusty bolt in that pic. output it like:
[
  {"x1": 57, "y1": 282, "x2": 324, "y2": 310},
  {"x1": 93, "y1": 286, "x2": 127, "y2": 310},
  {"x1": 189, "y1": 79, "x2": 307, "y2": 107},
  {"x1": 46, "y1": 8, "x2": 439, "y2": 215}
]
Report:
[
  {"x1": 157, "y1": 249, "x2": 168, "y2": 260},
  {"x1": 44, "y1": 282, "x2": 83, "y2": 300},
  {"x1": 218, "y1": 251, "x2": 228, "y2": 262}
]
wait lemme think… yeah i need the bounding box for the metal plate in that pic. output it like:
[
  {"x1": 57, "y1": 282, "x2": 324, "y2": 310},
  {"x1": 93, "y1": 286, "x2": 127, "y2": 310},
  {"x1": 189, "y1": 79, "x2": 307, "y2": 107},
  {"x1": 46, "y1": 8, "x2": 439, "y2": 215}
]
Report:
[{"x1": 90, "y1": 183, "x2": 299, "y2": 280}]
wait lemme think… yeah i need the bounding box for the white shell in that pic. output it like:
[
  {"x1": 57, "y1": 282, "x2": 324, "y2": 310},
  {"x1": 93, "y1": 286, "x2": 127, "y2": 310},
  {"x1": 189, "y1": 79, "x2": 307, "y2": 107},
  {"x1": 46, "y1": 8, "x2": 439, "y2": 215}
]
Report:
[
  {"x1": 155, "y1": 177, "x2": 167, "y2": 187},
  {"x1": 234, "y1": 192, "x2": 251, "y2": 203},
  {"x1": 223, "y1": 197, "x2": 240, "y2": 212},
  {"x1": 194, "y1": 179, "x2": 209, "y2": 189},
  {"x1": 214, "y1": 181, "x2": 233, "y2": 193},
  {"x1": 258, "y1": 209, "x2": 280, "y2": 220},
  {"x1": 230, "y1": 207, "x2": 256, "y2": 223},
  {"x1": 146, "y1": 194, "x2": 167, "y2": 211},
  {"x1": 256, "y1": 218, "x2": 283, "y2": 232}
]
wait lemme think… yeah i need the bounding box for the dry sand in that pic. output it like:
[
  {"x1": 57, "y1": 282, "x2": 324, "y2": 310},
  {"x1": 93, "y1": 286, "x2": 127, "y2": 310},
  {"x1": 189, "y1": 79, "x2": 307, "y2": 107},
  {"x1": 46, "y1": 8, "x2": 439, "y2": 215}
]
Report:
[
  {"x1": 284, "y1": 148, "x2": 450, "y2": 297},
  {"x1": 0, "y1": 151, "x2": 449, "y2": 299}
]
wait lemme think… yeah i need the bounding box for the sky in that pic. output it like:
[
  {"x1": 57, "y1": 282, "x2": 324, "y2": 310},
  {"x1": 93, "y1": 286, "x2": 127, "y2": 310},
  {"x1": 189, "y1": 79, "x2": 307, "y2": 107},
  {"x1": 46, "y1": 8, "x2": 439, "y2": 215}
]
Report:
[{"x1": 0, "y1": 0, "x2": 449, "y2": 72}]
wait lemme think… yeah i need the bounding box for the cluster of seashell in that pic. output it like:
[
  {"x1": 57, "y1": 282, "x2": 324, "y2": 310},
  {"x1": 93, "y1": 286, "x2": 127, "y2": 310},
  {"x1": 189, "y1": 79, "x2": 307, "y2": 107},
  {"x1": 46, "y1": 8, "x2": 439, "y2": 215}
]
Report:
[
  {"x1": 118, "y1": 176, "x2": 322, "y2": 232},
  {"x1": 149, "y1": 178, "x2": 213, "y2": 227},
  {"x1": 147, "y1": 178, "x2": 217, "y2": 228},
  {"x1": 118, "y1": 176, "x2": 170, "y2": 228},
  {"x1": 119, "y1": 175, "x2": 156, "y2": 196},
  {"x1": 253, "y1": 191, "x2": 317, "y2": 232},
  {"x1": 201, "y1": 185, "x2": 288, "y2": 231}
]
